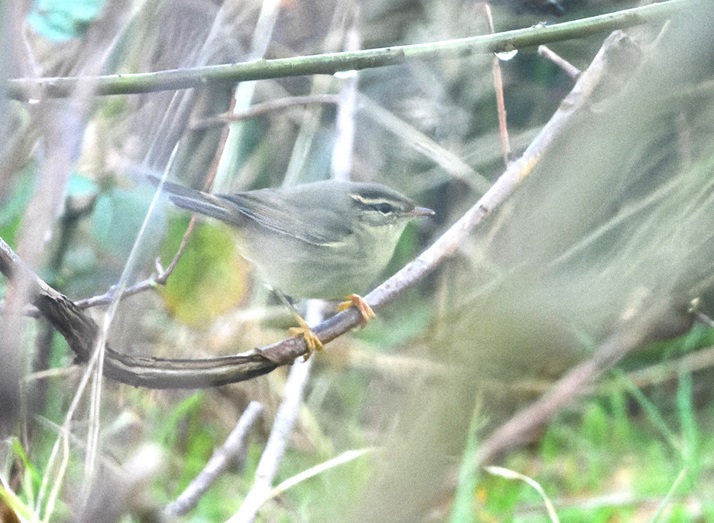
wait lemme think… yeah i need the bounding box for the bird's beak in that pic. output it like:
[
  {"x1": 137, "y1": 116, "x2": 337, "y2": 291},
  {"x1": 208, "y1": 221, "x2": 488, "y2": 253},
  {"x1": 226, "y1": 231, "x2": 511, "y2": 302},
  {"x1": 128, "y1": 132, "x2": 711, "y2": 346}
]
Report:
[{"x1": 410, "y1": 206, "x2": 436, "y2": 217}]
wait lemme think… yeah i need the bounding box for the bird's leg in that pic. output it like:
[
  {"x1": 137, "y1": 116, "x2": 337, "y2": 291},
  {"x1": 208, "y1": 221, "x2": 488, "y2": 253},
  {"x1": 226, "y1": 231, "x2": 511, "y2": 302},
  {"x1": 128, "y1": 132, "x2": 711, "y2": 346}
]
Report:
[
  {"x1": 274, "y1": 290, "x2": 323, "y2": 360},
  {"x1": 337, "y1": 294, "x2": 376, "y2": 324}
]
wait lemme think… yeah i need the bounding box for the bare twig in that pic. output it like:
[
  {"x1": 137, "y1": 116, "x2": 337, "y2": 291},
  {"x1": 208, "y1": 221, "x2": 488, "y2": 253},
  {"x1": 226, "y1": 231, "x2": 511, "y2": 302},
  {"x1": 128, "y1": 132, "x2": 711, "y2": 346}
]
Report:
[
  {"x1": 5, "y1": 1, "x2": 688, "y2": 100},
  {"x1": 229, "y1": 358, "x2": 314, "y2": 523},
  {"x1": 481, "y1": 2, "x2": 511, "y2": 165},
  {"x1": 330, "y1": 6, "x2": 361, "y2": 182},
  {"x1": 165, "y1": 401, "x2": 264, "y2": 517},
  {"x1": 189, "y1": 94, "x2": 340, "y2": 130},
  {"x1": 538, "y1": 45, "x2": 581, "y2": 79},
  {"x1": 476, "y1": 298, "x2": 692, "y2": 465},
  {"x1": 71, "y1": 190, "x2": 197, "y2": 312},
  {"x1": 358, "y1": 95, "x2": 491, "y2": 193},
  {"x1": 77, "y1": 82, "x2": 238, "y2": 310}
]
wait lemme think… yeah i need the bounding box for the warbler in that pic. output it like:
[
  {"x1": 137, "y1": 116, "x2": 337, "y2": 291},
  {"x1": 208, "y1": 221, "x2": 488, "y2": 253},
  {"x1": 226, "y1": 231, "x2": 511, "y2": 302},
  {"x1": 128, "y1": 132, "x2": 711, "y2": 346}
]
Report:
[{"x1": 156, "y1": 178, "x2": 434, "y2": 353}]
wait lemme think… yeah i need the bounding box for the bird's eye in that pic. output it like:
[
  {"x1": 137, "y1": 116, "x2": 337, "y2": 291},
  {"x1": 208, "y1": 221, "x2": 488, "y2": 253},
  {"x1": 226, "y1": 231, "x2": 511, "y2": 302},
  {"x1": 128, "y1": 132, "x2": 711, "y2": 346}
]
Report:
[{"x1": 373, "y1": 202, "x2": 394, "y2": 214}]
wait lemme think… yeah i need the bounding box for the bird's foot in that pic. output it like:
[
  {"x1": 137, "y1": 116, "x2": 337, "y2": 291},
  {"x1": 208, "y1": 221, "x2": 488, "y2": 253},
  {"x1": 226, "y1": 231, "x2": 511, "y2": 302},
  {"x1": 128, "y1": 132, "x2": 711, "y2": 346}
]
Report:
[
  {"x1": 290, "y1": 318, "x2": 323, "y2": 361},
  {"x1": 337, "y1": 294, "x2": 376, "y2": 324}
]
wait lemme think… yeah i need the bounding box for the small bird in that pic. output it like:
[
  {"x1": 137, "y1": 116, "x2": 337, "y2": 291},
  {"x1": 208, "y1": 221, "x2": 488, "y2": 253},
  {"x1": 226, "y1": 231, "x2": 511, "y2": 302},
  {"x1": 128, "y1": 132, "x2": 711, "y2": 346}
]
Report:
[{"x1": 155, "y1": 178, "x2": 434, "y2": 354}]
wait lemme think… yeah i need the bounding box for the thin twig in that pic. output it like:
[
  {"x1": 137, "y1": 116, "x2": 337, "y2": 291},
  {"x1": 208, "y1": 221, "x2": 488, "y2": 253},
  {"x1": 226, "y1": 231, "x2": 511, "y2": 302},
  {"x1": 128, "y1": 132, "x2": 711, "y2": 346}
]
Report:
[
  {"x1": 165, "y1": 402, "x2": 264, "y2": 517},
  {"x1": 213, "y1": 0, "x2": 282, "y2": 193},
  {"x1": 5, "y1": 1, "x2": 689, "y2": 100},
  {"x1": 229, "y1": 358, "x2": 314, "y2": 523},
  {"x1": 77, "y1": 85, "x2": 238, "y2": 309},
  {"x1": 538, "y1": 45, "x2": 581, "y2": 79},
  {"x1": 331, "y1": 6, "x2": 360, "y2": 182},
  {"x1": 481, "y1": 3, "x2": 511, "y2": 165},
  {"x1": 475, "y1": 298, "x2": 692, "y2": 465},
  {"x1": 358, "y1": 95, "x2": 491, "y2": 193},
  {"x1": 190, "y1": 94, "x2": 340, "y2": 130}
]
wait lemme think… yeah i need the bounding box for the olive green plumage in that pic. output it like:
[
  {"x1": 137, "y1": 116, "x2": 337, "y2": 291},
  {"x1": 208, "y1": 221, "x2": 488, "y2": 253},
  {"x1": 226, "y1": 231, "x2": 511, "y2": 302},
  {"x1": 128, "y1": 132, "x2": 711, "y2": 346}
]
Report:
[{"x1": 157, "y1": 179, "x2": 434, "y2": 299}]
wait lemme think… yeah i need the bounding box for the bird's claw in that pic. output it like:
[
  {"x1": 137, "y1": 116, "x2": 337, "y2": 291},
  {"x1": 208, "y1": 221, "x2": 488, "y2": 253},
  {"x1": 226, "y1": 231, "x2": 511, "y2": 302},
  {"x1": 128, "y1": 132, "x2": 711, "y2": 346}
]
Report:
[
  {"x1": 337, "y1": 294, "x2": 376, "y2": 324},
  {"x1": 290, "y1": 324, "x2": 323, "y2": 361}
]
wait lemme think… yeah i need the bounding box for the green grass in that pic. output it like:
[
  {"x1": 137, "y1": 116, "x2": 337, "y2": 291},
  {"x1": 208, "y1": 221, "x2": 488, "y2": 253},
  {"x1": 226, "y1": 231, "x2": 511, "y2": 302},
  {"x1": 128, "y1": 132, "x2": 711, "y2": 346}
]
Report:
[{"x1": 471, "y1": 365, "x2": 714, "y2": 522}]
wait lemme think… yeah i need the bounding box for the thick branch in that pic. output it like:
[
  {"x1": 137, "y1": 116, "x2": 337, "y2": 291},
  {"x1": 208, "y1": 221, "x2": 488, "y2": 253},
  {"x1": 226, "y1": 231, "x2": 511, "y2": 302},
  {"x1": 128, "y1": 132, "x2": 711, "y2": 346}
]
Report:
[{"x1": 0, "y1": 237, "x2": 278, "y2": 388}]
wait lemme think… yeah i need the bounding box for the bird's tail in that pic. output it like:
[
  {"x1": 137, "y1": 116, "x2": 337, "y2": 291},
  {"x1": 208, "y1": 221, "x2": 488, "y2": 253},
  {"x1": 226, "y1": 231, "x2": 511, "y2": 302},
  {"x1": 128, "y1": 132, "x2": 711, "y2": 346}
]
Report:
[{"x1": 149, "y1": 176, "x2": 244, "y2": 226}]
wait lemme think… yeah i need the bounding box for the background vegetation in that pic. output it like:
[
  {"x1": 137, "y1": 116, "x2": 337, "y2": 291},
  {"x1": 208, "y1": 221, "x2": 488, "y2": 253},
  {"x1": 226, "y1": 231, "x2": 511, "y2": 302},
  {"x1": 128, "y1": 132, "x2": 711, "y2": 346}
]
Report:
[{"x1": 0, "y1": 0, "x2": 713, "y2": 521}]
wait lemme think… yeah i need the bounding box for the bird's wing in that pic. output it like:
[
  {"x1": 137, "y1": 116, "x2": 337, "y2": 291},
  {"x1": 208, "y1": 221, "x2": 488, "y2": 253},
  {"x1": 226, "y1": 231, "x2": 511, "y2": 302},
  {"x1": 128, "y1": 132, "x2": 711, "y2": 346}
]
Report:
[
  {"x1": 220, "y1": 190, "x2": 353, "y2": 246},
  {"x1": 154, "y1": 177, "x2": 353, "y2": 246}
]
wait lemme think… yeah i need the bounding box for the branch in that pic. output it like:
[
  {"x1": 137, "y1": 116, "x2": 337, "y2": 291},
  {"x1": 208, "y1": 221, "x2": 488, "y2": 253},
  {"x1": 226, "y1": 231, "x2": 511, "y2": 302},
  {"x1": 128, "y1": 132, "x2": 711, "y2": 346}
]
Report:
[
  {"x1": 165, "y1": 401, "x2": 264, "y2": 516},
  {"x1": 229, "y1": 358, "x2": 313, "y2": 523},
  {"x1": 475, "y1": 298, "x2": 693, "y2": 465},
  {"x1": 6, "y1": 0, "x2": 687, "y2": 100},
  {"x1": 0, "y1": 239, "x2": 98, "y2": 360},
  {"x1": 0, "y1": 237, "x2": 277, "y2": 388}
]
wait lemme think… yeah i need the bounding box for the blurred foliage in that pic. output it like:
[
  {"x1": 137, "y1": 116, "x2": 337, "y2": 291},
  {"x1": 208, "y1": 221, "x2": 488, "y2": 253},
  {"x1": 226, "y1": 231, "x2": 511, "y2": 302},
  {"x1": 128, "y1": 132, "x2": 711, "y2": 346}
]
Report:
[
  {"x1": 159, "y1": 220, "x2": 250, "y2": 326},
  {"x1": 1, "y1": 0, "x2": 714, "y2": 521},
  {"x1": 0, "y1": 164, "x2": 36, "y2": 247},
  {"x1": 27, "y1": 0, "x2": 105, "y2": 42},
  {"x1": 91, "y1": 186, "x2": 158, "y2": 257}
]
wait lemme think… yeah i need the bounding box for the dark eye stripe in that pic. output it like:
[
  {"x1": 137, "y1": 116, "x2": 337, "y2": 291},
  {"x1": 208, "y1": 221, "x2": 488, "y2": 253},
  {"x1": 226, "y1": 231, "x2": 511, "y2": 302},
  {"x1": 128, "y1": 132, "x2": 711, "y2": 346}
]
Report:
[
  {"x1": 373, "y1": 203, "x2": 394, "y2": 214},
  {"x1": 352, "y1": 196, "x2": 395, "y2": 214},
  {"x1": 349, "y1": 190, "x2": 415, "y2": 218}
]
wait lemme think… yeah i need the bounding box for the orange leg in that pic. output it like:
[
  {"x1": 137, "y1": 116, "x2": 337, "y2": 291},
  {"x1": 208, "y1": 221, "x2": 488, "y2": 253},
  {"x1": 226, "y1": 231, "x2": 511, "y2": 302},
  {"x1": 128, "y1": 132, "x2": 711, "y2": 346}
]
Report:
[
  {"x1": 337, "y1": 294, "x2": 376, "y2": 323},
  {"x1": 274, "y1": 289, "x2": 323, "y2": 360},
  {"x1": 289, "y1": 316, "x2": 323, "y2": 361}
]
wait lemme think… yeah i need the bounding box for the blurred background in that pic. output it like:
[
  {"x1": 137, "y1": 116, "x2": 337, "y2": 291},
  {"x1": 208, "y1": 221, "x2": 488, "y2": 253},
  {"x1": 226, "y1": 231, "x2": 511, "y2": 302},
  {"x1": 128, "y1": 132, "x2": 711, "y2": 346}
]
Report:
[{"x1": 2, "y1": 0, "x2": 714, "y2": 520}]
